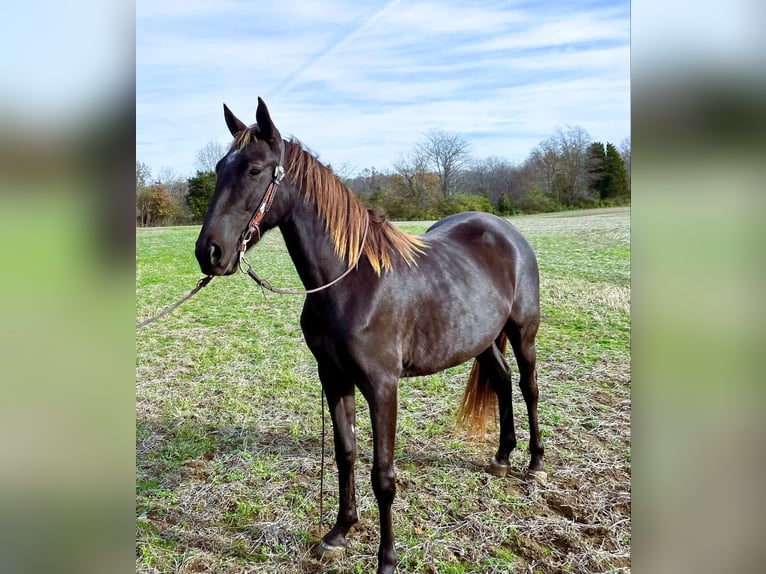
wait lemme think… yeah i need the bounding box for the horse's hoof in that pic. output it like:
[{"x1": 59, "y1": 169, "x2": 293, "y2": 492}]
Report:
[
  {"x1": 486, "y1": 456, "x2": 510, "y2": 477},
  {"x1": 525, "y1": 469, "x2": 548, "y2": 486},
  {"x1": 312, "y1": 540, "x2": 346, "y2": 561}
]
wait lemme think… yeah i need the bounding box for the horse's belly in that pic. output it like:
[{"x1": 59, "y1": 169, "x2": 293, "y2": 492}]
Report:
[
  {"x1": 400, "y1": 349, "x2": 478, "y2": 378},
  {"x1": 399, "y1": 317, "x2": 503, "y2": 378}
]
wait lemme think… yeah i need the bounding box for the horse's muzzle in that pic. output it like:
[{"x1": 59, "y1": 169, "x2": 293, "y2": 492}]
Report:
[{"x1": 195, "y1": 236, "x2": 237, "y2": 276}]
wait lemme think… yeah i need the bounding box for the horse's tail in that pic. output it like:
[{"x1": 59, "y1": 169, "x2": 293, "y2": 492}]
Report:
[{"x1": 456, "y1": 333, "x2": 506, "y2": 440}]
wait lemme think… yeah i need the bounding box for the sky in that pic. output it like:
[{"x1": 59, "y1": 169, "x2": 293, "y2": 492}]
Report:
[{"x1": 136, "y1": 0, "x2": 630, "y2": 178}]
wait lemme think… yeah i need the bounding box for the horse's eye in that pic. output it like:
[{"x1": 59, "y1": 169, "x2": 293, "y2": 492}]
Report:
[{"x1": 249, "y1": 168, "x2": 261, "y2": 177}]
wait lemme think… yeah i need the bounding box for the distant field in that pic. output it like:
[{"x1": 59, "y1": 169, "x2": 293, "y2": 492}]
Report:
[{"x1": 136, "y1": 206, "x2": 630, "y2": 573}]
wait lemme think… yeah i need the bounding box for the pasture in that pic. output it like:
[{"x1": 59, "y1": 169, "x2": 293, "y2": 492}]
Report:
[{"x1": 136, "y1": 206, "x2": 630, "y2": 573}]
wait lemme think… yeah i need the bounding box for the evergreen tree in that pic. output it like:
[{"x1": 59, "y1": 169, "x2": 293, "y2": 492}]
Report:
[
  {"x1": 186, "y1": 170, "x2": 217, "y2": 221},
  {"x1": 602, "y1": 143, "x2": 629, "y2": 199},
  {"x1": 586, "y1": 142, "x2": 607, "y2": 198}
]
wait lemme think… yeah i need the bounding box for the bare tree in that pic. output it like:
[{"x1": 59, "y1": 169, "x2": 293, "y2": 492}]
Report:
[
  {"x1": 136, "y1": 161, "x2": 151, "y2": 192},
  {"x1": 415, "y1": 129, "x2": 472, "y2": 197},
  {"x1": 144, "y1": 166, "x2": 191, "y2": 224},
  {"x1": 619, "y1": 137, "x2": 631, "y2": 183},
  {"x1": 528, "y1": 138, "x2": 562, "y2": 201},
  {"x1": 523, "y1": 126, "x2": 593, "y2": 205},
  {"x1": 393, "y1": 151, "x2": 428, "y2": 187},
  {"x1": 196, "y1": 141, "x2": 227, "y2": 173},
  {"x1": 347, "y1": 167, "x2": 387, "y2": 197},
  {"x1": 156, "y1": 167, "x2": 188, "y2": 201},
  {"x1": 466, "y1": 156, "x2": 517, "y2": 205},
  {"x1": 327, "y1": 161, "x2": 356, "y2": 182},
  {"x1": 554, "y1": 125, "x2": 594, "y2": 204}
]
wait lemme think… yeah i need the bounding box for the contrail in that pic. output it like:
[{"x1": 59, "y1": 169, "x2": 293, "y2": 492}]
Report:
[{"x1": 270, "y1": 0, "x2": 402, "y2": 97}]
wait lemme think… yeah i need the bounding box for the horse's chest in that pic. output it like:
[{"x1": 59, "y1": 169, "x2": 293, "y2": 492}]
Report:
[
  {"x1": 300, "y1": 302, "x2": 403, "y2": 370},
  {"x1": 301, "y1": 305, "x2": 358, "y2": 350}
]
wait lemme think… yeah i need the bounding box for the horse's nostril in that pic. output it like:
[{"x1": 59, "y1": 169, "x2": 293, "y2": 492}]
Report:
[{"x1": 209, "y1": 243, "x2": 222, "y2": 265}]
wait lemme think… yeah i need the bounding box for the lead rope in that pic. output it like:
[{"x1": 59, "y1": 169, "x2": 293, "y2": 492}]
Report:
[
  {"x1": 136, "y1": 275, "x2": 213, "y2": 329},
  {"x1": 239, "y1": 213, "x2": 369, "y2": 296},
  {"x1": 319, "y1": 388, "x2": 327, "y2": 528}
]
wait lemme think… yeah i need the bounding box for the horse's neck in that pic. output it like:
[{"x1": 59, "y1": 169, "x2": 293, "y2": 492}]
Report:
[{"x1": 278, "y1": 193, "x2": 348, "y2": 291}]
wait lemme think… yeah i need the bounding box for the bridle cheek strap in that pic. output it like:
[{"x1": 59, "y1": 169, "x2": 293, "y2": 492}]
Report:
[{"x1": 238, "y1": 163, "x2": 286, "y2": 255}]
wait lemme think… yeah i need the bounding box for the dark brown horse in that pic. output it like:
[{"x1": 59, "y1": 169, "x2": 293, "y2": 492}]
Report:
[{"x1": 195, "y1": 98, "x2": 545, "y2": 574}]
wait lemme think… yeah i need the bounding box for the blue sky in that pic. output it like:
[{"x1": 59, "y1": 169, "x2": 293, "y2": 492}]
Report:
[{"x1": 137, "y1": 0, "x2": 630, "y2": 178}]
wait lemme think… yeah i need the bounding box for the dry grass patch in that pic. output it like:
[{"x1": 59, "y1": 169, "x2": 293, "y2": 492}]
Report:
[{"x1": 137, "y1": 207, "x2": 630, "y2": 573}]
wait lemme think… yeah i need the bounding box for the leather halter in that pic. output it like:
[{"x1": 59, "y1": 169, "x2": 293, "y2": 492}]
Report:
[{"x1": 237, "y1": 141, "x2": 286, "y2": 256}]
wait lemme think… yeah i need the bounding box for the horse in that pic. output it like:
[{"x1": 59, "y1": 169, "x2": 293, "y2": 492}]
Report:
[{"x1": 195, "y1": 98, "x2": 545, "y2": 574}]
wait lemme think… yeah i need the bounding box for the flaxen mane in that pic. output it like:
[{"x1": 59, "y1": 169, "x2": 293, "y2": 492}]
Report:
[{"x1": 231, "y1": 128, "x2": 426, "y2": 275}]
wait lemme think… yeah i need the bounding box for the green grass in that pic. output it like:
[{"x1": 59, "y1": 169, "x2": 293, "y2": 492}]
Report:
[{"x1": 136, "y1": 206, "x2": 630, "y2": 573}]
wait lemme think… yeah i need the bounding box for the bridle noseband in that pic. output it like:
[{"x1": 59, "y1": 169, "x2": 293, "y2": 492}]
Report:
[{"x1": 237, "y1": 141, "x2": 369, "y2": 296}]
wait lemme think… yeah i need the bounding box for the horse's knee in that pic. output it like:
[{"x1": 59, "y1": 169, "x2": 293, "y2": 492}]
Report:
[
  {"x1": 371, "y1": 466, "x2": 396, "y2": 502},
  {"x1": 336, "y1": 443, "x2": 355, "y2": 468}
]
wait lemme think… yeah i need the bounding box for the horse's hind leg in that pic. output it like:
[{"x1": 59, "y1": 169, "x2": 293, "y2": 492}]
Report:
[
  {"x1": 476, "y1": 341, "x2": 517, "y2": 474},
  {"x1": 507, "y1": 319, "x2": 545, "y2": 479}
]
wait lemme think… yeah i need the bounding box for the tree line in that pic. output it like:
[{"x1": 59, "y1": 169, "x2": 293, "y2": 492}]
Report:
[{"x1": 136, "y1": 127, "x2": 629, "y2": 227}]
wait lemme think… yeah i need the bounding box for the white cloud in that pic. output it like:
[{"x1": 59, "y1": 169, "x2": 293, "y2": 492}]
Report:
[{"x1": 137, "y1": 0, "x2": 630, "y2": 176}]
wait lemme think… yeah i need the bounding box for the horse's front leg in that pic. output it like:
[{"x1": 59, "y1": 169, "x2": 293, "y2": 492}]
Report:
[
  {"x1": 362, "y1": 377, "x2": 399, "y2": 574},
  {"x1": 317, "y1": 368, "x2": 358, "y2": 557}
]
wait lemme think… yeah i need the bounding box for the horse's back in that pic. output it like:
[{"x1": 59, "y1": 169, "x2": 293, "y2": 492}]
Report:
[
  {"x1": 424, "y1": 211, "x2": 537, "y2": 273},
  {"x1": 426, "y1": 211, "x2": 528, "y2": 241}
]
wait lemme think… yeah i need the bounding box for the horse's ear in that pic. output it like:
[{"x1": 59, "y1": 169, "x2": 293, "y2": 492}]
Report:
[
  {"x1": 255, "y1": 97, "x2": 281, "y2": 143},
  {"x1": 223, "y1": 103, "x2": 247, "y2": 137}
]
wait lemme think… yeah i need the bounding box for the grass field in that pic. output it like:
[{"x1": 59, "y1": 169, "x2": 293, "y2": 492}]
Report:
[{"x1": 136, "y1": 206, "x2": 630, "y2": 573}]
